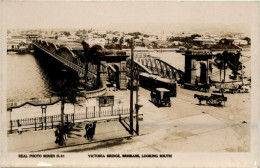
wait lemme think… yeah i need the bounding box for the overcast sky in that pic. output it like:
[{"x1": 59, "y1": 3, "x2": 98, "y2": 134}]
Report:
[{"x1": 1, "y1": 1, "x2": 259, "y2": 33}]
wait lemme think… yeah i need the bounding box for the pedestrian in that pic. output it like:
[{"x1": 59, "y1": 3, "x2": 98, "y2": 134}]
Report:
[
  {"x1": 64, "y1": 123, "x2": 68, "y2": 141},
  {"x1": 88, "y1": 124, "x2": 93, "y2": 141},
  {"x1": 85, "y1": 123, "x2": 90, "y2": 140},
  {"x1": 93, "y1": 122, "x2": 96, "y2": 137},
  {"x1": 55, "y1": 126, "x2": 60, "y2": 144},
  {"x1": 18, "y1": 124, "x2": 22, "y2": 135}
]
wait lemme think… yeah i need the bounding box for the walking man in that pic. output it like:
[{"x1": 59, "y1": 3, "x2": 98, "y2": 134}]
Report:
[
  {"x1": 93, "y1": 121, "x2": 97, "y2": 138},
  {"x1": 85, "y1": 123, "x2": 90, "y2": 140},
  {"x1": 18, "y1": 124, "x2": 22, "y2": 135},
  {"x1": 64, "y1": 123, "x2": 69, "y2": 141},
  {"x1": 88, "y1": 124, "x2": 93, "y2": 141},
  {"x1": 55, "y1": 127, "x2": 60, "y2": 144}
]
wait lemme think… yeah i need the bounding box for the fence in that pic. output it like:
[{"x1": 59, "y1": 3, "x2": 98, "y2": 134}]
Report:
[{"x1": 9, "y1": 108, "x2": 135, "y2": 132}]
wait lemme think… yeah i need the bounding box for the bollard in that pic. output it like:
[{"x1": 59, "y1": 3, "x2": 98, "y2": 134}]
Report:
[
  {"x1": 41, "y1": 117, "x2": 43, "y2": 130},
  {"x1": 34, "y1": 118, "x2": 37, "y2": 131},
  {"x1": 17, "y1": 120, "x2": 20, "y2": 127},
  {"x1": 45, "y1": 116, "x2": 47, "y2": 130},
  {"x1": 72, "y1": 113, "x2": 74, "y2": 125},
  {"x1": 10, "y1": 121, "x2": 13, "y2": 134},
  {"x1": 51, "y1": 116, "x2": 53, "y2": 129}
]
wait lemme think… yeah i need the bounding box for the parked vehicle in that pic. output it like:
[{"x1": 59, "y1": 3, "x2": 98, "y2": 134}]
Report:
[
  {"x1": 150, "y1": 88, "x2": 171, "y2": 107},
  {"x1": 194, "y1": 93, "x2": 227, "y2": 106},
  {"x1": 210, "y1": 81, "x2": 251, "y2": 94},
  {"x1": 239, "y1": 85, "x2": 250, "y2": 93}
]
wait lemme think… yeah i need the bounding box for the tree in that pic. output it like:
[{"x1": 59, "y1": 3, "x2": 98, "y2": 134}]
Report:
[
  {"x1": 213, "y1": 50, "x2": 243, "y2": 81},
  {"x1": 213, "y1": 53, "x2": 225, "y2": 81},
  {"x1": 54, "y1": 69, "x2": 79, "y2": 145},
  {"x1": 243, "y1": 37, "x2": 251, "y2": 45},
  {"x1": 226, "y1": 51, "x2": 243, "y2": 80},
  {"x1": 112, "y1": 37, "x2": 118, "y2": 43},
  {"x1": 213, "y1": 51, "x2": 230, "y2": 81},
  {"x1": 63, "y1": 31, "x2": 71, "y2": 36},
  {"x1": 80, "y1": 42, "x2": 104, "y2": 88}
]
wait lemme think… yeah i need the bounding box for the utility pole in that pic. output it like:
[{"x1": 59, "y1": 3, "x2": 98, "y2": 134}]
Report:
[
  {"x1": 241, "y1": 56, "x2": 244, "y2": 85},
  {"x1": 135, "y1": 68, "x2": 140, "y2": 135},
  {"x1": 130, "y1": 38, "x2": 134, "y2": 135}
]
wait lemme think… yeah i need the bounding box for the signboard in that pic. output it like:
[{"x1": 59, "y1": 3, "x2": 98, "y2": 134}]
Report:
[{"x1": 99, "y1": 96, "x2": 114, "y2": 107}]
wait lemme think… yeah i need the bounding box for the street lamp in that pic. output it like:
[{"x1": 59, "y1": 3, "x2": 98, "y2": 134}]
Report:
[
  {"x1": 135, "y1": 68, "x2": 142, "y2": 135},
  {"x1": 41, "y1": 105, "x2": 47, "y2": 130},
  {"x1": 129, "y1": 38, "x2": 134, "y2": 135}
]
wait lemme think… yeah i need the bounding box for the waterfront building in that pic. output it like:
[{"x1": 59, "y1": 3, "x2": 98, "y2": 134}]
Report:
[
  {"x1": 233, "y1": 39, "x2": 248, "y2": 46},
  {"x1": 193, "y1": 37, "x2": 216, "y2": 45},
  {"x1": 209, "y1": 38, "x2": 242, "y2": 52},
  {"x1": 10, "y1": 35, "x2": 27, "y2": 43}
]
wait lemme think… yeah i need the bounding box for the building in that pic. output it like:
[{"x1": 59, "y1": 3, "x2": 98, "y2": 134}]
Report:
[
  {"x1": 183, "y1": 49, "x2": 213, "y2": 84},
  {"x1": 10, "y1": 35, "x2": 27, "y2": 43},
  {"x1": 233, "y1": 39, "x2": 248, "y2": 46},
  {"x1": 193, "y1": 37, "x2": 216, "y2": 45}
]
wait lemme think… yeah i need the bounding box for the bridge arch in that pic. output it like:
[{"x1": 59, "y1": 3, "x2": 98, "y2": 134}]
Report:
[
  {"x1": 37, "y1": 40, "x2": 42, "y2": 46},
  {"x1": 57, "y1": 46, "x2": 77, "y2": 63},
  {"x1": 42, "y1": 41, "x2": 49, "y2": 48},
  {"x1": 48, "y1": 42, "x2": 59, "y2": 53}
]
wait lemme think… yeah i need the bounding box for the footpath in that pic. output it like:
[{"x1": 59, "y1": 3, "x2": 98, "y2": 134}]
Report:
[
  {"x1": 8, "y1": 119, "x2": 134, "y2": 152},
  {"x1": 7, "y1": 88, "x2": 139, "y2": 152}
]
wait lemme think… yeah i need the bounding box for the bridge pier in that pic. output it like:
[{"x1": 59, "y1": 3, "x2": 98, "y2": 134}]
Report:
[
  {"x1": 119, "y1": 61, "x2": 127, "y2": 90},
  {"x1": 100, "y1": 61, "x2": 107, "y2": 87}
]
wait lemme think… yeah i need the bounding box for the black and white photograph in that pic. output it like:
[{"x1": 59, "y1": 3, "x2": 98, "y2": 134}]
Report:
[{"x1": 0, "y1": 1, "x2": 259, "y2": 167}]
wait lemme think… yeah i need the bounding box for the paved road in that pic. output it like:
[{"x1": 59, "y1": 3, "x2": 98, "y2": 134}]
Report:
[{"x1": 7, "y1": 86, "x2": 251, "y2": 153}]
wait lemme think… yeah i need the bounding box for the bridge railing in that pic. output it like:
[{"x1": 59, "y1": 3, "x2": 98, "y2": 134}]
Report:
[
  {"x1": 8, "y1": 108, "x2": 135, "y2": 132},
  {"x1": 85, "y1": 85, "x2": 107, "y2": 98},
  {"x1": 33, "y1": 43, "x2": 86, "y2": 75},
  {"x1": 7, "y1": 97, "x2": 61, "y2": 110}
]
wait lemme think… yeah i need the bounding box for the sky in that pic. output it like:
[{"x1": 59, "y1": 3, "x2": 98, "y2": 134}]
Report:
[{"x1": 1, "y1": 1, "x2": 259, "y2": 33}]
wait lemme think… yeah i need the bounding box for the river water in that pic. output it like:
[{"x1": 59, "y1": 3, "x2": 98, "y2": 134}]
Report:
[
  {"x1": 7, "y1": 50, "x2": 251, "y2": 100},
  {"x1": 7, "y1": 52, "x2": 52, "y2": 100}
]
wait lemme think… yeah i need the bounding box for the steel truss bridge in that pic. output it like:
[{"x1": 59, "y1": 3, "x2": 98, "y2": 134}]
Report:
[
  {"x1": 32, "y1": 40, "x2": 183, "y2": 87},
  {"x1": 127, "y1": 53, "x2": 184, "y2": 81}
]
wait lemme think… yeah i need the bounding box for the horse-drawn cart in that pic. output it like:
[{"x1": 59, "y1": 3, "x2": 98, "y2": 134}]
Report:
[{"x1": 194, "y1": 93, "x2": 227, "y2": 106}]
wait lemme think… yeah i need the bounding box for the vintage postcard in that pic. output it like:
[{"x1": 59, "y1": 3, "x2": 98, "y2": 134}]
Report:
[{"x1": 0, "y1": 1, "x2": 259, "y2": 167}]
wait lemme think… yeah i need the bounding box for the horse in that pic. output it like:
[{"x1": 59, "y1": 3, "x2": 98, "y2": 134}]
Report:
[{"x1": 194, "y1": 94, "x2": 210, "y2": 105}]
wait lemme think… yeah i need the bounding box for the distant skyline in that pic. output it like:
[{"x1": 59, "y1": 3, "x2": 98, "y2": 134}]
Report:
[{"x1": 2, "y1": 1, "x2": 258, "y2": 35}]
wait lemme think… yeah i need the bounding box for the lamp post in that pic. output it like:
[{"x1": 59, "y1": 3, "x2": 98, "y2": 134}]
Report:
[
  {"x1": 135, "y1": 68, "x2": 142, "y2": 135},
  {"x1": 129, "y1": 38, "x2": 134, "y2": 135},
  {"x1": 41, "y1": 105, "x2": 47, "y2": 130},
  {"x1": 9, "y1": 108, "x2": 12, "y2": 133}
]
